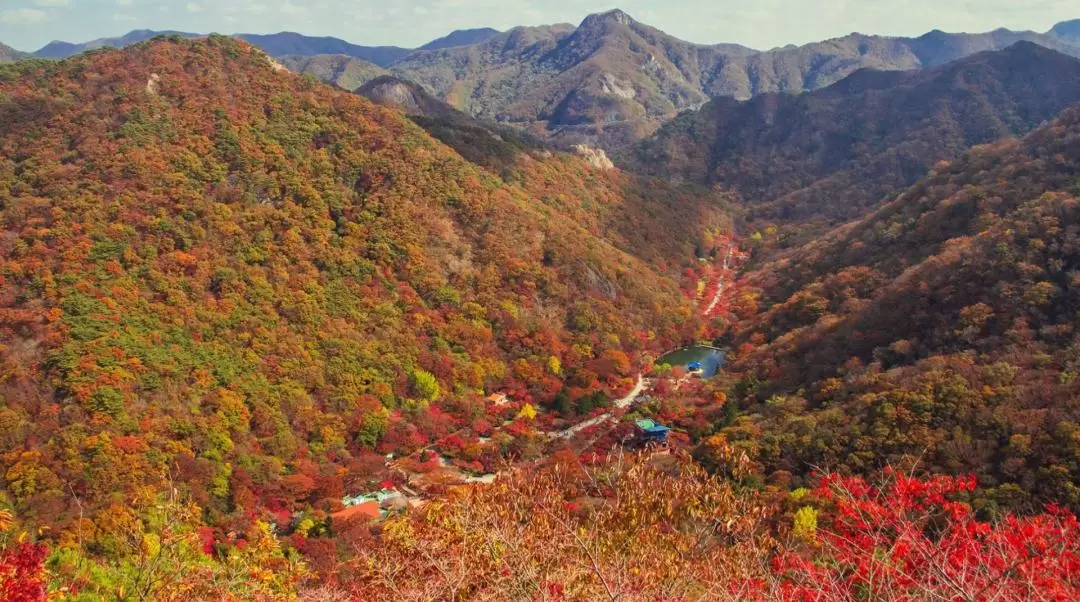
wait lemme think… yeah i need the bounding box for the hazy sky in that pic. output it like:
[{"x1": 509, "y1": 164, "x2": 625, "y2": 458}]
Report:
[{"x1": 1, "y1": 0, "x2": 1077, "y2": 53}]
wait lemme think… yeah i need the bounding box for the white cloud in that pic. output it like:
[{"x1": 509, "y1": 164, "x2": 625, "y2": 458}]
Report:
[
  {"x1": 35, "y1": 0, "x2": 71, "y2": 6},
  {"x1": 280, "y1": 1, "x2": 305, "y2": 15},
  {"x1": 116, "y1": 0, "x2": 133, "y2": 5},
  {"x1": 235, "y1": 2, "x2": 268, "y2": 15},
  {"x1": 0, "y1": 8, "x2": 46, "y2": 24},
  {"x1": 185, "y1": 2, "x2": 203, "y2": 13}
]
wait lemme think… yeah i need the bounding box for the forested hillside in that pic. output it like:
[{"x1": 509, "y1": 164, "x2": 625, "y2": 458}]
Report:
[
  {"x1": 0, "y1": 36, "x2": 729, "y2": 586},
  {"x1": 7, "y1": 11, "x2": 1080, "y2": 600},
  {"x1": 629, "y1": 42, "x2": 1080, "y2": 221},
  {"x1": 716, "y1": 103, "x2": 1080, "y2": 512}
]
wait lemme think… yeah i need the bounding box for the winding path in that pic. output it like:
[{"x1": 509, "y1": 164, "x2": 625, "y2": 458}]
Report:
[
  {"x1": 547, "y1": 243, "x2": 739, "y2": 441},
  {"x1": 703, "y1": 246, "x2": 734, "y2": 316},
  {"x1": 549, "y1": 374, "x2": 645, "y2": 440}
]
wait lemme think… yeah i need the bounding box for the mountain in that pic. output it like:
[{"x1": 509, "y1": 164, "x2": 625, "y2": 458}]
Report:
[
  {"x1": 34, "y1": 29, "x2": 200, "y2": 58},
  {"x1": 1049, "y1": 19, "x2": 1080, "y2": 44},
  {"x1": 903, "y1": 26, "x2": 1079, "y2": 66},
  {"x1": 387, "y1": 10, "x2": 1080, "y2": 151},
  {"x1": 628, "y1": 42, "x2": 1080, "y2": 221},
  {"x1": 0, "y1": 42, "x2": 28, "y2": 63},
  {"x1": 350, "y1": 72, "x2": 730, "y2": 270},
  {"x1": 417, "y1": 27, "x2": 501, "y2": 51},
  {"x1": 234, "y1": 32, "x2": 412, "y2": 67},
  {"x1": 276, "y1": 54, "x2": 388, "y2": 90},
  {"x1": 389, "y1": 10, "x2": 754, "y2": 149},
  {"x1": 32, "y1": 29, "x2": 412, "y2": 67},
  {"x1": 700, "y1": 28, "x2": 1078, "y2": 101},
  {"x1": 31, "y1": 28, "x2": 497, "y2": 67},
  {"x1": 356, "y1": 74, "x2": 550, "y2": 176},
  {"x1": 25, "y1": 14, "x2": 1080, "y2": 151},
  {"x1": 0, "y1": 35, "x2": 728, "y2": 555},
  {"x1": 356, "y1": 74, "x2": 465, "y2": 118},
  {"x1": 716, "y1": 103, "x2": 1080, "y2": 510}
]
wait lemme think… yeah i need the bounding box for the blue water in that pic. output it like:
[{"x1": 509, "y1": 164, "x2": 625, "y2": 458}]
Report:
[{"x1": 657, "y1": 346, "x2": 726, "y2": 378}]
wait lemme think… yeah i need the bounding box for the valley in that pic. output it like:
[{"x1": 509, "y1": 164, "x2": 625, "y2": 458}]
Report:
[{"x1": 2, "y1": 6, "x2": 1080, "y2": 600}]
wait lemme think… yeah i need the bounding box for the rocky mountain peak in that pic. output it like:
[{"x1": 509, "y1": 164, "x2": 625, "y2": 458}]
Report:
[{"x1": 579, "y1": 8, "x2": 636, "y2": 31}]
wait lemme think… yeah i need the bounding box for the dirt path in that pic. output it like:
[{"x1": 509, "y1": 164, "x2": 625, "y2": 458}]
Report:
[
  {"x1": 549, "y1": 374, "x2": 645, "y2": 440},
  {"x1": 703, "y1": 246, "x2": 734, "y2": 316},
  {"x1": 614, "y1": 373, "x2": 646, "y2": 409}
]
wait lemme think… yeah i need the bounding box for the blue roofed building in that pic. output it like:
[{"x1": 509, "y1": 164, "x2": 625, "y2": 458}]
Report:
[{"x1": 635, "y1": 419, "x2": 671, "y2": 445}]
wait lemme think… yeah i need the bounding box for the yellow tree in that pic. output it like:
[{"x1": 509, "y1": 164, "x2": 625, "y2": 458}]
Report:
[{"x1": 342, "y1": 453, "x2": 777, "y2": 601}]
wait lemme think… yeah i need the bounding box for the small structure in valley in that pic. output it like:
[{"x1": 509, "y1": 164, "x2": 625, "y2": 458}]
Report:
[
  {"x1": 635, "y1": 419, "x2": 671, "y2": 445},
  {"x1": 332, "y1": 501, "x2": 382, "y2": 523},
  {"x1": 487, "y1": 392, "x2": 510, "y2": 406},
  {"x1": 334, "y1": 487, "x2": 409, "y2": 523}
]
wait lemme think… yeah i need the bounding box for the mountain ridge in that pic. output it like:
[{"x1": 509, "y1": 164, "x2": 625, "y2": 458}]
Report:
[
  {"x1": 11, "y1": 12, "x2": 1080, "y2": 150},
  {"x1": 275, "y1": 54, "x2": 388, "y2": 90},
  {"x1": 23, "y1": 28, "x2": 493, "y2": 67},
  {"x1": 418, "y1": 28, "x2": 501, "y2": 51},
  {"x1": 718, "y1": 103, "x2": 1080, "y2": 509},
  {"x1": 384, "y1": 10, "x2": 1080, "y2": 149},
  {"x1": 0, "y1": 41, "x2": 28, "y2": 63},
  {"x1": 626, "y1": 41, "x2": 1080, "y2": 221}
]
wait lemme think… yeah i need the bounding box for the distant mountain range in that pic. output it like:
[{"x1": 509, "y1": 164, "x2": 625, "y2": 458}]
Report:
[
  {"x1": 22, "y1": 27, "x2": 502, "y2": 68},
  {"x1": 1051, "y1": 19, "x2": 1080, "y2": 43},
  {"x1": 626, "y1": 42, "x2": 1080, "y2": 221},
  {"x1": 32, "y1": 29, "x2": 200, "y2": 59},
  {"x1": 6, "y1": 10, "x2": 1080, "y2": 149},
  {"x1": 383, "y1": 10, "x2": 1080, "y2": 149},
  {"x1": 417, "y1": 28, "x2": 501, "y2": 51},
  {"x1": 276, "y1": 54, "x2": 389, "y2": 90},
  {"x1": 234, "y1": 33, "x2": 412, "y2": 67}
]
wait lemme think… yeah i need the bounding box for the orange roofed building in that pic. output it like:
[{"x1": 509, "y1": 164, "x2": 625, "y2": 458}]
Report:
[{"x1": 331, "y1": 501, "x2": 381, "y2": 523}]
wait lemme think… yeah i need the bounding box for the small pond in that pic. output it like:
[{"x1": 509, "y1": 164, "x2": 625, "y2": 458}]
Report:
[{"x1": 657, "y1": 346, "x2": 726, "y2": 378}]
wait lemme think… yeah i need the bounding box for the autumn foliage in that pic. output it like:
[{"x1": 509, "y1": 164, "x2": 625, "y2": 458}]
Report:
[
  {"x1": 716, "y1": 105, "x2": 1080, "y2": 512},
  {"x1": 770, "y1": 470, "x2": 1080, "y2": 601},
  {"x1": 299, "y1": 454, "x2": 1080, "y2": 601},
  {"x1": 0, "y1": 35, "x2": 724, "y2": 572},
  {"x1": 4, "y1": 30, "x2": 1080, "y2": 601},
  {"x1": 0, "y1": 542, "x2": 47, "y2": 602}
]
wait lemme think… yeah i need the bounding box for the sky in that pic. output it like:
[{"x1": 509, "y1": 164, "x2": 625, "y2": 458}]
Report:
[{"x1": 1, "y1": 0, "x2": 1077, "y2": 53}]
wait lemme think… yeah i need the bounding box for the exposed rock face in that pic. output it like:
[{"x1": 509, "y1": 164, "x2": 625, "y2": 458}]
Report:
[
  {"x1": 361, "y1": 78, "x2": 423, "y2": 111},
  {"x1": 355, "y1": 75, "x2": 463, "y2": 119},
  {"x1": 573, "y1": 145, "x2": 615, "y2": 170}
]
